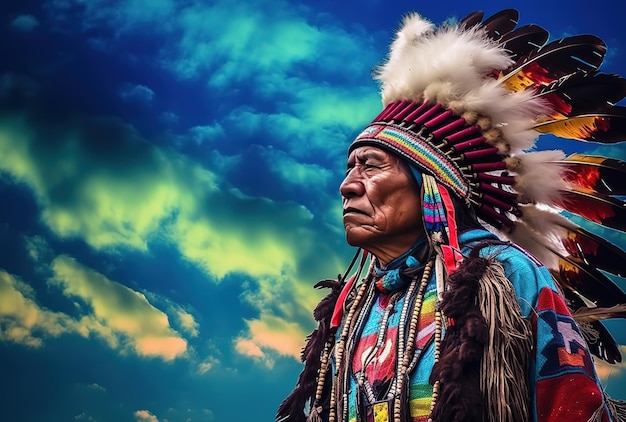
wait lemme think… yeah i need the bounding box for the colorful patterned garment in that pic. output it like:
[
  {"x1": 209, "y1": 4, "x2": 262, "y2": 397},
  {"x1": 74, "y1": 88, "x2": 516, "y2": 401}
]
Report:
[{"x1": 340, "y1": 228, "x2": 610, "y2": 422}]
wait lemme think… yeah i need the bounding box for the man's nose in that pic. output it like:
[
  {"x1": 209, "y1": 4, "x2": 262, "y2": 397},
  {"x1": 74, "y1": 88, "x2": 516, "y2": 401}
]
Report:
[{"x1": 340, "y1": 170, "x2": 365, "y2": 199}]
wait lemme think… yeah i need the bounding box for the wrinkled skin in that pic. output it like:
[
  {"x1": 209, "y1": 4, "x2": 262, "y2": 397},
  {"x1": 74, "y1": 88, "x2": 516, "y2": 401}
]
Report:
[{"x1": 340, "y1": 146, "x2": 423, "y2": 266}]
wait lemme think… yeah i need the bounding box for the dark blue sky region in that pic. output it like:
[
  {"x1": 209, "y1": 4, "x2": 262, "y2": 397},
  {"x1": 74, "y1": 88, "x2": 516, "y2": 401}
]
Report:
[{"x1": 0, "y1": 1, "x2": 625, "y2": 421}]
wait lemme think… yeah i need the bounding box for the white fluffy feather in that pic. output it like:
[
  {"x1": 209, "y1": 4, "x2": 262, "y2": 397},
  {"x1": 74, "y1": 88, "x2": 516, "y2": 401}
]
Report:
[
  {"x1": 376, "y1": 19, "x2": 513, "y2": 106},
  {"x1": 505, "y1": 219, "x2": 560, "y2": 270},
  {"x1": 375, "y1": 12, "x2": 550, "y2": 156},
  {"x1": 514, "y1": 151, "x2": 568, "y2": 204}
]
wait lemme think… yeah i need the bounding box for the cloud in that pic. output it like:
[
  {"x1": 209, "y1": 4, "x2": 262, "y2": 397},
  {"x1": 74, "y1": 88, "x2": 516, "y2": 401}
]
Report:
[
  {"x1": 119, "y1": 83, "x2": 155, "y2": 105},
  {"x1": 0, "y1": 111, "x2": 352, "y2": 362},
  {"x1": 188, "y1": 124, "x2": 225, "y2": 145},
  {"x1": 9, "y1": 15, "x2": 40, "y2": 32},
  {"x1": 175, "y1": 308, "x2": 199, "y2": 338},
  {"x1": 0, "y1": 255, "x2": 190, "y2": 361},
  {"x1": 0, "y1": 114, "x2": 337, "y2": 279},
  {"x1": 28, "y1": 0, "x2": 380, "y2": 362},
  {"x1": 87, "y1": 383, "x2": 106, "y2": 392},
  {"x1": 50, "y1": 255, "x2": 188, "y2": 360},
  {"x1": 0, "y1": 270, "x2": 76, "y2": 347},
  {"x1": 134, "y1": 409, "x2": 159, "y2": 422},
  {"x1": 198, "y1": 355, "x2": 220, "y2": 375},
  {"x1": 234, "y1": 312, "x2": 309, "y2": 365}
]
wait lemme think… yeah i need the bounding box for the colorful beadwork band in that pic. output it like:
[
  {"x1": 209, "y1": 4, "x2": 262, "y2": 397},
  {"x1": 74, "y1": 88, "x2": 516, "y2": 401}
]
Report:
[{"x1": 351, "y1": 123, "x2": 470, "y2": 198}]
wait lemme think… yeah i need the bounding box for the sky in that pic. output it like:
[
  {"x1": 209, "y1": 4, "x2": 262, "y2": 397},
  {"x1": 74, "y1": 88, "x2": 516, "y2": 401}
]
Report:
[{"x1": 0, "y1": 1, "x2": 625, "y2": 421}]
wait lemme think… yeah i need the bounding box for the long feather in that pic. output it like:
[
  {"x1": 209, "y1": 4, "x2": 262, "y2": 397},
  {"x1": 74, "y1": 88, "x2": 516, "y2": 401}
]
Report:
[
  {"x1": 559, "y1": 225, "x2": 626, "y2": 277},
  {"x1": 458, "y1": 10, "x2": 484, "y2": 30},
  {"x1": 555, "y1": 188, "x2": 626, "y2": 233},
  {"x1": 573, "y1": 305, "x2": 626, "y2": 323},
  {"x1": 534, "y1": 73, "x2": 626, "y2": 119},
  {"x1": 533, "y1": 106, "x2": 626, "y2": 143},
  {"x1": 559, "y1": 154, "x2": 626, "y2": 195},
  {"x1": 478, "y1": 9, "x2": 519, "y2": 40},
  {"x1": 499, "y1": 24, "x2": 549, "y2": 63},
  {"x1": 578, "y1": 320, "x2": 623, "y2": 364},
  {"x1": 499, "y1": 35, "x2": 607, "y2": 92},
  {"x1": 554, "y1": 255, "x2": 626, "y2": 310}
]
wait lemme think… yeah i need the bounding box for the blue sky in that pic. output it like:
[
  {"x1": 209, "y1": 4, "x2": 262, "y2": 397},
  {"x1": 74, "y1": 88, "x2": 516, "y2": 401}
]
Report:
[{"x1": 0, "y1": 1, "x2": 625, "y2": 421}]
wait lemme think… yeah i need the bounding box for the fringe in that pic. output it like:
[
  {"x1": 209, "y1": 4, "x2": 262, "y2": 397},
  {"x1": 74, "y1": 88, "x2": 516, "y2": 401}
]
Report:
[
  {"x1": 477, "y1": 260, "x2": 532, "y2": 422},
  {"x1": 606, "y1": 395, "x2": 626, "y2": 422},
  {"x1": 587, "y1": 404, "x2": 604, "y2": 422},
  {"x1": 306, "y1": 405, "x2": 323, "y2": 422}
]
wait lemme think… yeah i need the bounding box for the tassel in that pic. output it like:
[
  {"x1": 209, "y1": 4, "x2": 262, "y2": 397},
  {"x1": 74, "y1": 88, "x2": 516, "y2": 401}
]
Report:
[
  {"x1": 306, "y1": 406, "x2": 323, "y2": 422},
  {"x1": 606, "y1": 395, "x2": 626, "y2": 422},
  {"x1": 477, "y1": 259, "x2": 532, "y2": 422},
  {"x1": 587, "y1": 404, "x2": 605, "y2": 422}
]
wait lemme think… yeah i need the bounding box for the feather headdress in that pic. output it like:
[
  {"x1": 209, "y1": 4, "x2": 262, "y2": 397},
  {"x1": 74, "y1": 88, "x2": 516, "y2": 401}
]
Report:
[{"x1": 350, "y1": 9, "x2": 626, "y2": 363}]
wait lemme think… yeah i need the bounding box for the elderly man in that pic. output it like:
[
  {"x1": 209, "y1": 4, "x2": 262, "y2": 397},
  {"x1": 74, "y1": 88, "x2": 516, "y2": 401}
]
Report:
[{"x1": 278, "y1": 8, "x2": 626, "y2": 422}]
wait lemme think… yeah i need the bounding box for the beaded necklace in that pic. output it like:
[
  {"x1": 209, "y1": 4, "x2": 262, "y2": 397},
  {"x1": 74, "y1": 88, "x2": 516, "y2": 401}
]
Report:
[{"x1": 329, "y1": 258, "x2": 436, "y2": 422}]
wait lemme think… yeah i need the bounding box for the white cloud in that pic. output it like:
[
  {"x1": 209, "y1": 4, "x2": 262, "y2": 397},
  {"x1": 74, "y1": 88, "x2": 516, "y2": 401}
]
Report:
[{"x1": 198, "y1": 355, "x2": 220, "y2": 375}]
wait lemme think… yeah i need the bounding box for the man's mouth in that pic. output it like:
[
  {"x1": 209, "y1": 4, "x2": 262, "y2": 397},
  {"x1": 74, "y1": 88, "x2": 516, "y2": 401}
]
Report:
[{"x1": 343, "y1": 207, "x2": 366, "y2": 216}]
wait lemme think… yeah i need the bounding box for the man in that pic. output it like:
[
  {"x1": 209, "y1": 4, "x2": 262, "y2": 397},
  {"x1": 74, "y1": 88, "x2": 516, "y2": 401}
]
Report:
[{"x1": 278, "y1": 8, "x2": 626, "y2": 422}]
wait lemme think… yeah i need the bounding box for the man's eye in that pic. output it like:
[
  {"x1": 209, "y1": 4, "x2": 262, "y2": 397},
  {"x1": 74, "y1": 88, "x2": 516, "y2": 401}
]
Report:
[{"x1": 364, "y1": 163, "x2": 379, "y2": 170}]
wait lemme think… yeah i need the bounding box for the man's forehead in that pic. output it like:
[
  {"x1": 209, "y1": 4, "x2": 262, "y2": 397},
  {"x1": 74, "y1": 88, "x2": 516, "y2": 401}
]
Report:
[{"x1": 348, "y1": 146, "x2": 393, "y2": 161}]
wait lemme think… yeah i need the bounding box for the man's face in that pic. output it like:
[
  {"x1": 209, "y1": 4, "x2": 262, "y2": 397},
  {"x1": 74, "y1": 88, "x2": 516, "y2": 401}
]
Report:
[{"x1": 340, "y1": 146, "x2": 423, "y2": 263}]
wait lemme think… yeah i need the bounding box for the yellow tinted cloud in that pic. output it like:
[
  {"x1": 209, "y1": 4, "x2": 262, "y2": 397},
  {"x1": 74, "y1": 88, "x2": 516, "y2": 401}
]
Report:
[
  {"x1": 0, "y1": 270, "x2": 77, "y2": 346},
  {"x1": 0, "y1": 116, "x2": 321, "y2": 282},
  {"x1": 134, "y1": 409, "x2": 160, "y2": 422},
  {"x1": 234, "y1": 312, "x2": 308, "y2": 365},
  {"x1": 51, "y1": 255, "x2": 187, "y2": 360}
]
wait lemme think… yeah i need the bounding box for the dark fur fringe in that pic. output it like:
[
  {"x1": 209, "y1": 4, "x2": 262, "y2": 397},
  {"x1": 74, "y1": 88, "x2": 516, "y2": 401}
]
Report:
[
  {"x1": 429, "y1": 255, "x2": 490, "y2": 422},
  {"x1": 276, "y1": 278, "x2": 342, "y2": 422}
]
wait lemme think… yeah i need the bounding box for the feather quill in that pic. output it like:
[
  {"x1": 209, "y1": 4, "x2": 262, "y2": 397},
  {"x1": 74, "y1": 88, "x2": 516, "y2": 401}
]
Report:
[
  {"x1": 534, "y1": 73, "x2": 626, "y2": 119},
  {"x1": 499, "y1": 24, "x2": 549, "y2": 63},
  {"x1": 555, "y1": 255, "x2": 626, "y2": 309},
  {"x1": 573, "y1": 305, "x2": 626, "y2": 323},
  {"x1": 458, "y1": 10, "x2": 484, "y2": 30},
  {"x1": 478, "y1": 9, "x2": 519, "y2": 40},
  {"x1": 559, "y1": 225, "x2": 626, "y2": 277}
]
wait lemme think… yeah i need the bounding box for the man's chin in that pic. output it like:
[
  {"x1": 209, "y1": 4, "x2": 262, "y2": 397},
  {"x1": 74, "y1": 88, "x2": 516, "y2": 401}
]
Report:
[{"x1": 344, "y1": 229, "x2": 375, "y2": 249}]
